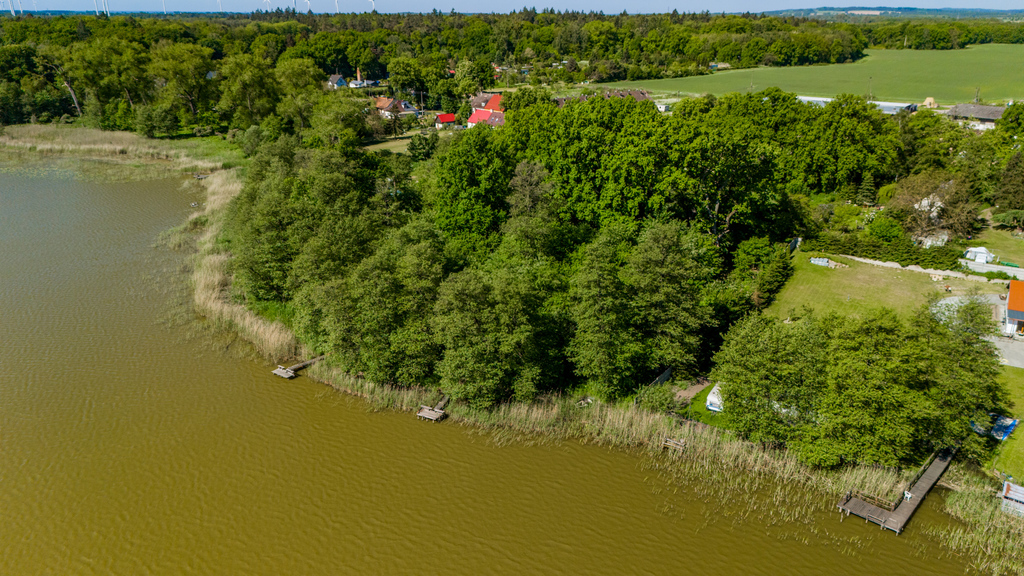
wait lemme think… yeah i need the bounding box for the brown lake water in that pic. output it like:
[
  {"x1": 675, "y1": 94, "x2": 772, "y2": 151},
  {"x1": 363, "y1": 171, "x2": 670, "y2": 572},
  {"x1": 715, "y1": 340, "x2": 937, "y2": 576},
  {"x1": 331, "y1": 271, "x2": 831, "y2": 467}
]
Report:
[{"x1": 0, "y1": 166, "x2": 974, "y2": 575}]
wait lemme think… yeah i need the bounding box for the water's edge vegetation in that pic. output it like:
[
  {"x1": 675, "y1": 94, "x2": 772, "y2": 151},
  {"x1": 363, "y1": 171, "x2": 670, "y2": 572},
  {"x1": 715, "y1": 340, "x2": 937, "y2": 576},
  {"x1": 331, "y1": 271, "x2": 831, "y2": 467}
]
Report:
[{"x1": 3, "y1": 127, "x2": 1022, "y2": 575}]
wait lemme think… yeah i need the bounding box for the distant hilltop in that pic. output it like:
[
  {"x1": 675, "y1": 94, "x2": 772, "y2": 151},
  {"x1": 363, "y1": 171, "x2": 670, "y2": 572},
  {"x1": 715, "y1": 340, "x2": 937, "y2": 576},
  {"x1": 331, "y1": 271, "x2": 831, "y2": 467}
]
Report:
[{"x1": 764, "y1": 6, "x2": 1024, "y2": 19}]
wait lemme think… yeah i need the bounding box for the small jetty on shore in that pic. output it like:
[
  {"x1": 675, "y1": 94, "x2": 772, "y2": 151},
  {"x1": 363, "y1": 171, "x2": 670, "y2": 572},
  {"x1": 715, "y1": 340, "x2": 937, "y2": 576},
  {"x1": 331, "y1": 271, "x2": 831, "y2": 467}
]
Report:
[
  {"x1": 271, "y1": 355, "x2": 324, "y2": 379},
  {"x1": 662, "y1": 438, "x2": 686, "y2": 452},
  {"x1": 837, "y1": 448, "x2": 954, "y2": 534},
  {"x1": 417, "y1": 395, "x2": 450, "y2": 422}
]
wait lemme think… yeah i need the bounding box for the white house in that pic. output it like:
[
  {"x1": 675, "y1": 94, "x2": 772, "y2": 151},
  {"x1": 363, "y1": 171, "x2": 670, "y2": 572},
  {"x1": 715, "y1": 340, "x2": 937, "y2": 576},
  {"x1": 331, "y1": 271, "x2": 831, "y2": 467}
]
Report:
[{"x1": 965, "y1": 246, "x2": 996, "y2": 264}]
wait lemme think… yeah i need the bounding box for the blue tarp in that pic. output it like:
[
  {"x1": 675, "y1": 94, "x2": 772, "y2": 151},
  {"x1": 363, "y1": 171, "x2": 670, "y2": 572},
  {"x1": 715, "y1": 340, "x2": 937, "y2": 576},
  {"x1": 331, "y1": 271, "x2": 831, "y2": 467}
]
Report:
[{"x1": 992, "y1": 416, "x2": 1020, "y2": 442}]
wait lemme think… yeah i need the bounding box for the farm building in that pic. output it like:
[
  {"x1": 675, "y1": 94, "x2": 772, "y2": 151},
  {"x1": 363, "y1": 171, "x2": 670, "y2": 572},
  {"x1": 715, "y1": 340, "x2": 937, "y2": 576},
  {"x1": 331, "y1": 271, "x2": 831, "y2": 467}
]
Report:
[
  {"x1": 947, "y1": 104, "x2": 1006, "y2": 130},
  {"x1": 796, "y1": 96, "x2": 916, "y2": 115},
  {"x1": 1006, "y1": 280, "x2": 1024, "y2": 335},
  {"x1": 965, "y1": 246, "x2": 996, "y2": 263},
  {"x1": 1003, "y1": 482, "x2": 1024, "y2": 518},
  {"x1": 706, "y1": 385, "x2": 724, "y2": 413},
  {"x1": 798, "y1": 96, "x2": 831, "y2": 107},
  {"x1": 871, "y1": 101, "x2": 918, "y2": 115}
]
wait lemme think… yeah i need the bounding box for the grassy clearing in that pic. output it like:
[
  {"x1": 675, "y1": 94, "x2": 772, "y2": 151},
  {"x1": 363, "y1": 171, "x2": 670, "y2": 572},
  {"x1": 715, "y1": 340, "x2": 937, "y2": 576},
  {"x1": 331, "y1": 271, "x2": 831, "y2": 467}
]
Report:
[
  {"x1": 606, "y1": 44, "x2": 1024, "y2": 105},
  {"x1": 767, "y1": 252, "x2": 1005, "y2": 319},
  {"x1": 971, "y1": 226, "x2": 1024, "y2": 268},
  {"x1": 681, "y1": 385, "x2": 733, "y2": 429},
  {"x1": 991, "y1": 366, "x2": 1024, "y2": 481}
]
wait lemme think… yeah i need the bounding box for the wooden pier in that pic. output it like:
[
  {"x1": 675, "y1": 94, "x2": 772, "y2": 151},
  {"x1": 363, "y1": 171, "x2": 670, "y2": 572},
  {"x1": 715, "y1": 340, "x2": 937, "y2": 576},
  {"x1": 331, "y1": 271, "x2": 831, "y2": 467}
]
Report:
[
  {"x1": 662, "y1": 438, "x2": 686, "y2": 452},
  {"x1": 271, "y1": 355, "x2": 325, "y2": 379},
  {"x1": 417, "y1": 395, "x2": 450, "y2": 422},
  {"x1": 837, "y1": 449, "x2": 954, "y2": 534}
]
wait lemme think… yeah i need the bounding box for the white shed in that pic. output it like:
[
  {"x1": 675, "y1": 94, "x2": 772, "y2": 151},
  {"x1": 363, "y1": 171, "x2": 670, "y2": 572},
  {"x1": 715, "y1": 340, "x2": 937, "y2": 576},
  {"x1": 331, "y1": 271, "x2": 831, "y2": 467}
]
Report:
[
  {"x1": 965, "y1": 247, "x2": 996, "y2": 264},
  {"x1": 706, "y1": 385, "x2": 724, "y2": 413}
]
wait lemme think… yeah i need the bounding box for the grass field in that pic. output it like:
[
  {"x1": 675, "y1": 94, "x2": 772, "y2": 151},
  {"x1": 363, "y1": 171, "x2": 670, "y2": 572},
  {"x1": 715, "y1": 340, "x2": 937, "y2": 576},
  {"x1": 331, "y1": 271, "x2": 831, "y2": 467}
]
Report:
[
  {"x1": 992, "y1": 366, "x2": 1024, "y2": 481},
  {"x1": 683, "y1": 385, "x2": 733, "y2": 429},
  {"x1": 607, "y1": 44, "x2": 1024, "y2": 105},
  {"x1": 363, "y1": 133, "x2": 415, "y2": 154},
  {"x1": 970, "y1": 226, "x2": 1024, "y2": 268},
  {"x1": 766, "y1": 252, "x2": 1005, "y2": 319}
]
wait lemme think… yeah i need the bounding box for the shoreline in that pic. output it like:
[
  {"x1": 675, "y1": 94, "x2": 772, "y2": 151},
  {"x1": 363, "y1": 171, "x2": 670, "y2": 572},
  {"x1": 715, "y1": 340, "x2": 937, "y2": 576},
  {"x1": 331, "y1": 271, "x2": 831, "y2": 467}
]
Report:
[{"x1": 4, "y1": 125, "x2": 1021, "y2": 574}]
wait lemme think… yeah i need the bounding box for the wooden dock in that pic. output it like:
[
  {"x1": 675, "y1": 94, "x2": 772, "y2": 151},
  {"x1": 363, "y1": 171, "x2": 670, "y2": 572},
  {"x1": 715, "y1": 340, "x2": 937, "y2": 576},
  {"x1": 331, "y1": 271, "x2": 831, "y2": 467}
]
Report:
[
  {"x1": 662, "y1": 438, "x2": 686, "y2": 452},
  {"x1": 837, "y1": 449, "x2": 954, "y2": 534},
  {"x1": 417, "y1": 395, "x2": 450, "y2": 422},
  {"x1": 271, "y1": 355, "x2": 325, "y2": 379}
]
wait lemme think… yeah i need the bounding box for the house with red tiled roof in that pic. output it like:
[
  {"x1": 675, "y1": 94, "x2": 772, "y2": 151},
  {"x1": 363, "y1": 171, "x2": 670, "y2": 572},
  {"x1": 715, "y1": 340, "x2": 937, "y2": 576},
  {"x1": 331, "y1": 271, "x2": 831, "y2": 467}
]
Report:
[
  {"x1": 467, "y1": 109, "x2": 505, "y2": 128},
  {"x1": 1006, "y1": 280, "x2": 1024, "y2": 335},
  {"x1": 435, "y1": 113, "x2": 456, "y2": 129},
  {"x1": 467, "y1": 109, "x2": 491, "y2": 128},
  {"x1": 470, "y1": 92, "x2": 504, "y2": 113},
  {"x1": 374, "y1": 97, "x2": 420, "y2": 119}
]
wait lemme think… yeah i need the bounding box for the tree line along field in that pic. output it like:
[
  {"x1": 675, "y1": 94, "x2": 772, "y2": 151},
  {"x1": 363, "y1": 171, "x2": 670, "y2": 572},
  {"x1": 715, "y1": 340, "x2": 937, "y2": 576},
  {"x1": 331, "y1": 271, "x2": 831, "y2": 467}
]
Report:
[{"x1": 607, "y1": 44, "x2": 1024, "y2": 104}]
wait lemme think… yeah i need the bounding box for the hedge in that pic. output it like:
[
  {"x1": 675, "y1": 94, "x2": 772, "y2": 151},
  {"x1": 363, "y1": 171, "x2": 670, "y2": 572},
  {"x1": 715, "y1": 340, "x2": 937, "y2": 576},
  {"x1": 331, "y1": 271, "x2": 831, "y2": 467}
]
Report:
[{"x1": 801, "y1": 233, "x2": 961, "y2": 270}]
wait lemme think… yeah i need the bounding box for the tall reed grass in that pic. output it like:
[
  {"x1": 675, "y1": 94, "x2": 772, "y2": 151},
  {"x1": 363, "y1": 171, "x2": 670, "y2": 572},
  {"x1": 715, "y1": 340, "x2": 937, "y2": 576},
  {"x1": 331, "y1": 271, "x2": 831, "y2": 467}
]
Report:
[
  {"x1": 928, "y1": 465, "x2": 1024, "y2": 576},
  {"x1": 0, "y1": 124, "x2": 224, "y2": 172},
  {"x1": 185, "y1": 169, "x2": 299, "y2": 363}
]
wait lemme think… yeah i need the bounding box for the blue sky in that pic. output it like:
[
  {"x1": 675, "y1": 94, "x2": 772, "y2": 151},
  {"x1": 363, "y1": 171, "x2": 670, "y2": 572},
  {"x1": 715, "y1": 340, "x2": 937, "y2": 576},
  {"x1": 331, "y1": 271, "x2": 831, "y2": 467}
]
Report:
[{"x1": 21, "y1": 0, "x2": 1024, "y2": 17}]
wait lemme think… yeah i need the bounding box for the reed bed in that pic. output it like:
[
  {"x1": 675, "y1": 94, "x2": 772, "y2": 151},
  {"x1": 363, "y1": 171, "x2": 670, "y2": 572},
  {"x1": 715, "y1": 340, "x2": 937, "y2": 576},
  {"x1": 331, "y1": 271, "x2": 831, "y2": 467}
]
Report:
[
  {"x1": 185, "y1": 169, "x2": 298, "y2": 363},
  {"x1": 928, "y1": 465, "x2": 1024, "y2": 576},
  {"x1": 0, "y1": 124, "x2": 224, "y2": 172}
]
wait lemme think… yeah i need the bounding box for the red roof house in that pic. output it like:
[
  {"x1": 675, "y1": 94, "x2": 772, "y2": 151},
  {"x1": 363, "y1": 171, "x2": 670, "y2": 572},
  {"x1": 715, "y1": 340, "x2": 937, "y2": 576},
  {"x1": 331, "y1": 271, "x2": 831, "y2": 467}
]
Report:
[
  {"x1": 482, "y1": 93, "x2": 503, "y2": 112},
  {"x1": 435, "y1": 113, "x2": 456, "y2": 128},
  {"x1": 1008, "y1": 280, "x2": 1024, "y2": 334},
  {"x1": 467, "y1": 109, "x2": 491, "y2": 128}
]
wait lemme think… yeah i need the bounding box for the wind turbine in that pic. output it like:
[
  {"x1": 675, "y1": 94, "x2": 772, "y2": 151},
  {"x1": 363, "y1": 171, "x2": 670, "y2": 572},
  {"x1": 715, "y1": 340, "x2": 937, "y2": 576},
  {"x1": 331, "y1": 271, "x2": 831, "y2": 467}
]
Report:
[
  {"x1": 304, "y1": 0, "x2": 309, "y2": 11},
  {"x1": 93, "y1": 0, "x2": 99, "y2": 14},
  {"x1": 217, "y1": 0, "x2": 222, "y2": 10},
  {"x1": 367, "y1": 0, "x2": 373, "y2": 11},
  {"x1": 162, "y1": 0, "x2": 167, "y2": 13},
  {"x1": 263, "y1": 0, "x2": 270, "y2": 10},
  {"x1": 334, "y1": 0, "x2": 338, "y2": 12},
  {"x1": 15, "y1": 0, "x2": 23, "y2": 14}
]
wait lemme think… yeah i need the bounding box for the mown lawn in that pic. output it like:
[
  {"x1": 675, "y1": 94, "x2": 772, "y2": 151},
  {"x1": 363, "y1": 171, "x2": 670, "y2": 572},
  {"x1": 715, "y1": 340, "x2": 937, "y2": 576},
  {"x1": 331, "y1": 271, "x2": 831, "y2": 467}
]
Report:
[
  {"x1": 606, "y1": 44, "x2": 1024, "y2": 105},
  {"x1": 992, "y1": 366, "x2": 1024, "y2": 481},
  {"x1": 683, "y1": 385, "x2": 733, "y2": 429},
  {"x1": 364, "y1": 134, "x2": 414, "y2": 154},
  {"x1": 766, "y1": 252, "x2": 1005, "y2": 319},
  {"x1": 969, "y1": 226, "x2": 1024, "y2": 268}
]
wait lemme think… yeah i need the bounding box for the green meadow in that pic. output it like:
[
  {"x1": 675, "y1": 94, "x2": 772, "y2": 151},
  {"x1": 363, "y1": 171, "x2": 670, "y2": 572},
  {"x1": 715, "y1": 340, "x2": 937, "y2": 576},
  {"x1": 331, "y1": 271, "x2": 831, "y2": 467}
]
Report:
[
  {"x1": 608, "y1": 44, "x2": 1024, "y2": 105},
  {"x1": 766, "y1": 252, "x2": 1005, "y2": 319},
  {"x1": 992, "y1": 366, "x2": 1024, "y2": 481}
]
